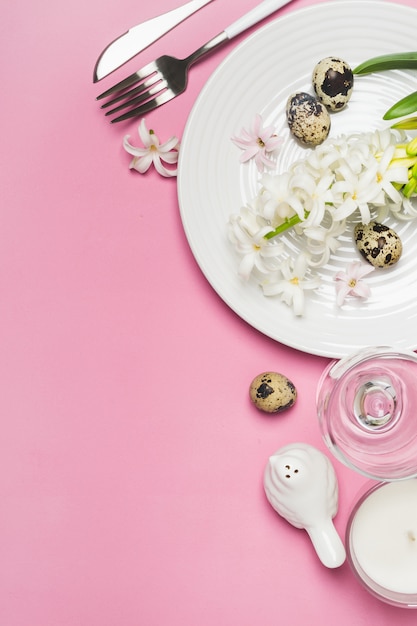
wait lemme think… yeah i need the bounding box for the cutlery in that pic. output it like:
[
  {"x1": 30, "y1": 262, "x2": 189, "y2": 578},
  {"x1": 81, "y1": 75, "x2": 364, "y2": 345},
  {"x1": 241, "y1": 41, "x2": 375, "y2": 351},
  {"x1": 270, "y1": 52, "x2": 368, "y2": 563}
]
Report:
[
  {"x1": 93, "y1": 0, "x2": 215, "y2": 82},
  {"x1": 97, "y1": 0, "x2": 294, "y2": 122}
]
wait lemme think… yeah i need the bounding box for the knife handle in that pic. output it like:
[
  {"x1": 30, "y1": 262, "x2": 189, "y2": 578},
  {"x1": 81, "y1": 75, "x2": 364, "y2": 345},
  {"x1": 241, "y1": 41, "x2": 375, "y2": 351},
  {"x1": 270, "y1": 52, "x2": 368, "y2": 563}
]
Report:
[{"x1": 224, "y1": 0, "x2": 293, "y2": 39}]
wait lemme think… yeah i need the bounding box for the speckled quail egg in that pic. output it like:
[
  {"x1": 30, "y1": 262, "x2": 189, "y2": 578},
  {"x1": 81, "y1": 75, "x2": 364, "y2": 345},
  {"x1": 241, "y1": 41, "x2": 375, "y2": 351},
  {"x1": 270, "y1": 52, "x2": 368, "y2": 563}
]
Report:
[
  {"x1": 354, "y1": 221, "x2": 402, "y2": 268},
  {"x1": 312, "y1": 57, "x2": 354, "y2": 112},
  {"x1": 249, "y1": 372, "x2": 297, "y2": 414},
  {"x1": 286, "y1": 92, "x2": 331, "y2": 146}
]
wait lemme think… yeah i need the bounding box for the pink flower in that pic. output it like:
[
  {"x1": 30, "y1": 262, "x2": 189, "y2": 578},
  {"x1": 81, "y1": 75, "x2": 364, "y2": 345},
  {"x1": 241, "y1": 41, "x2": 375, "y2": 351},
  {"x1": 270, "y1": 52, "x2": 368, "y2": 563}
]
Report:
[
  {"x1": 334, "y1": 261, "x2": 375, "y2": 306},
  {"x1": 231, "y1": 113, "x2": 282, "y2": 173}
]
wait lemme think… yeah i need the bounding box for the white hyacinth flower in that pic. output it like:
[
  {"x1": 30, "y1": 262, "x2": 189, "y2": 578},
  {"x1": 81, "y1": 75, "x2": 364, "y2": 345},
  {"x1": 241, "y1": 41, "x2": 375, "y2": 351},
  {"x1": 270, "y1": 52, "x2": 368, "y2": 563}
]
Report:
[
  {"x1": 228, "y1": 126, "x2": 416, "y2": 315},
  {"x1": 261, "y1": 253, "x2": 320, "y2": 316},
  {"x1": 123, "y1": 119, "x2": 179, "y2": 177},
  {"x1": 228, "y1": 208, "x2": 284, "y2": 281}
]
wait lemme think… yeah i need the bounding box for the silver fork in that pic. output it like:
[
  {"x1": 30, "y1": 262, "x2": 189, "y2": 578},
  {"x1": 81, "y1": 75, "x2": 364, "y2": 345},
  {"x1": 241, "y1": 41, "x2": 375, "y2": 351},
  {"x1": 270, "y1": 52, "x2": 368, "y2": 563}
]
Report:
[{"x1": 97, "y1": 0, "x2": 294, "y2": 123}]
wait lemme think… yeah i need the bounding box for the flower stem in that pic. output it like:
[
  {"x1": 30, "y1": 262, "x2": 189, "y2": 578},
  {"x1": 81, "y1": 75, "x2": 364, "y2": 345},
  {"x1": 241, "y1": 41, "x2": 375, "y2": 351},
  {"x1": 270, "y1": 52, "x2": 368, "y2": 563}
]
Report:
[{"x1": 264, "y1": 213, "x2": 306, "y2": 240}]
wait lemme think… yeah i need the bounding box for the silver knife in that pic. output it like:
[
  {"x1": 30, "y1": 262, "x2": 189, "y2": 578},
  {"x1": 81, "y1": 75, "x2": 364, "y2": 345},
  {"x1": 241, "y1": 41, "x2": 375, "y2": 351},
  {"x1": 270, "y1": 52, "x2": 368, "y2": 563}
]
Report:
[{"x1": 93, "y1": 0, "x2": 215, "y2": 82}]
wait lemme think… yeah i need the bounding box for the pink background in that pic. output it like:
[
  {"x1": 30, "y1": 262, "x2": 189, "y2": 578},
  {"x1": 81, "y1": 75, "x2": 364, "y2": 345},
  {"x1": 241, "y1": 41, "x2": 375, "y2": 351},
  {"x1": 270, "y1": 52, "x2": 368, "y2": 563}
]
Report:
[{"x1": 2, "y1": 0, "x2": 417, "y2": 624}]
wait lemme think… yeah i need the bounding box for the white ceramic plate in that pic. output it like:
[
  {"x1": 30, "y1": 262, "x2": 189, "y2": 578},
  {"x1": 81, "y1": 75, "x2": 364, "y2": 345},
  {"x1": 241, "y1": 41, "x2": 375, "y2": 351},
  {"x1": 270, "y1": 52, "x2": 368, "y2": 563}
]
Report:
[{"x1": 178, "y1": 0, "x2": 417, "y2": 358}]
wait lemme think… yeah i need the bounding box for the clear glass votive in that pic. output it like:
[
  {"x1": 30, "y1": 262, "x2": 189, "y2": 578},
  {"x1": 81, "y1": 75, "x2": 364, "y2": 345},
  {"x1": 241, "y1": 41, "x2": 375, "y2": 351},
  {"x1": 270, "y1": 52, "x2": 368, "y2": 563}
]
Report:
[
  {"x1": 346, "y1": 479, "x2": 417, "y2": 608},
  {"x1": 316, "y1": 346, "x2": 417, "y2": 481}
]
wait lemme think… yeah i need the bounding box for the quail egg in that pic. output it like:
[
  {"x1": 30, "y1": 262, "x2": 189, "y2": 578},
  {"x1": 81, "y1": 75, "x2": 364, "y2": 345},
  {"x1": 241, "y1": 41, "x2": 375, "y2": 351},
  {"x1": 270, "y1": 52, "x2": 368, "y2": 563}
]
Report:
[
  {"x1": 354, "y1": 221, "x2": 402, "y2": 268},
  {"x1": 286, "y1": 92, "x2": 331, "y2": 146},
  {"x1": 312, "y1": 57, "x2": 354, "y2": 112},
  {"x1": 249, "y1": 372, "x2": 297, "y2": 414}
]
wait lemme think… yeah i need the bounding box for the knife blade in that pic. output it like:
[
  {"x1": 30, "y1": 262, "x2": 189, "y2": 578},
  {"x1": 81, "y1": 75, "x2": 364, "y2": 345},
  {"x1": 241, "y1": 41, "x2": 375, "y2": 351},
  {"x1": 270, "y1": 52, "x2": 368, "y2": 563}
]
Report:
[{"x1": 93, "y1": 0, "x2": 215, "y2": 82}]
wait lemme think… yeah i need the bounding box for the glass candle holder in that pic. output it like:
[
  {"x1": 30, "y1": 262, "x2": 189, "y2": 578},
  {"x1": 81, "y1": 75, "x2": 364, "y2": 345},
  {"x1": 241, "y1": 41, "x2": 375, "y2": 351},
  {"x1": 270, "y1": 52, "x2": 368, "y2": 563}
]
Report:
[
  {"x1": 346, "y1": 479, "x2": 417, "y2": 608},
  {"x1": 316, "y1": 346, "x2": 417, "y2": 481},
  {"x1": 317, "y1": 346, "x2": 417, "y2": 607}
]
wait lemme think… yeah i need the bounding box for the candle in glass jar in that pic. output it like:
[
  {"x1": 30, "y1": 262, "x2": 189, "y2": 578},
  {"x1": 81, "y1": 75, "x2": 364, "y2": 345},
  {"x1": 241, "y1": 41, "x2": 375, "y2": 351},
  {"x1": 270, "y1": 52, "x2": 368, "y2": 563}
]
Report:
[{"x1": 349, "y1": 479, "x2": 417, "y2": 595}]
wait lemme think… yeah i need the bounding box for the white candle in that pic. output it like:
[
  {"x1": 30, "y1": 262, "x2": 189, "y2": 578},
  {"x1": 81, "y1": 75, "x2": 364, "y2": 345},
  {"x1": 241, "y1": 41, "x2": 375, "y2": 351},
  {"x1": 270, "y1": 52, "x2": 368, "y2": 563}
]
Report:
[{"x1": 349, "y1": 479, "x2": 417, "y2": 595}]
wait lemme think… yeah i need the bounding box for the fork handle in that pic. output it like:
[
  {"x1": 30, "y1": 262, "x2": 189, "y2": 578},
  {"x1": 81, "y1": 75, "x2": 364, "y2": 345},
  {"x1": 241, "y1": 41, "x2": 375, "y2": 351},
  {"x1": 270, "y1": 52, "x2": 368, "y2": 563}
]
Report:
[{"x1": 224, "y1": 0, "x2": 293, "y2": 39}]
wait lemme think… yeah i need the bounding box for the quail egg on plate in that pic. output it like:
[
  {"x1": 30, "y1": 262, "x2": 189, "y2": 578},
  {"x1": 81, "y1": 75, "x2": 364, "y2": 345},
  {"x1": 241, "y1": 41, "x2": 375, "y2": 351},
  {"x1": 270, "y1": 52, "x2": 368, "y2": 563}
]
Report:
[
  {"x1": 286, "y1": 92, "x2": 331, "y2": 146},
  {"x1": 354, "y1": 221, "x2": 402, "y2": 268},
  {"x1": 312, "y1": 57, "x2": 354, "y2": 112}
]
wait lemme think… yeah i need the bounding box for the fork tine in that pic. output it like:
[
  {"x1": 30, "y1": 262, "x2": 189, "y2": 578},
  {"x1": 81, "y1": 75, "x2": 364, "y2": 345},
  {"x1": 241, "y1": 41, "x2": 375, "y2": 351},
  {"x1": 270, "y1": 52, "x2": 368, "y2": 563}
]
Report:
[
  {"x1": 104, "y1": 80, "x2": 168, "y2": 117},
  {"x1": 109, "y1": 90, "x2": 176, "y2": 123},
  {"x1": 96, "y1": 59, "x2": 157, "y2": 100},
  {"x1": 100, "y1": 73, "x2": 162, "y2": 109}
]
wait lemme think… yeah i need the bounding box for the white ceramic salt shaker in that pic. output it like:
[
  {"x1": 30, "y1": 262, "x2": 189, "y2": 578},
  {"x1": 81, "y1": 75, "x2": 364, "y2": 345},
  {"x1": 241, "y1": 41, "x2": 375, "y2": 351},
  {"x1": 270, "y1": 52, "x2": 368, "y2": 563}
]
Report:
[{"x1": 264, "y1": 442, "x2": 346, "y2": 568}]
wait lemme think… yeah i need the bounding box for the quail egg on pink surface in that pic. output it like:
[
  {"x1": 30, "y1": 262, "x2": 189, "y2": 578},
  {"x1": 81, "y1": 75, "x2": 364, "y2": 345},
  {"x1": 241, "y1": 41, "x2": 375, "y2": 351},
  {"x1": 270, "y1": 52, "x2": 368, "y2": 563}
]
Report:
[{"x1": 249, "y1": 372, "x2": 297, "y2": 414}]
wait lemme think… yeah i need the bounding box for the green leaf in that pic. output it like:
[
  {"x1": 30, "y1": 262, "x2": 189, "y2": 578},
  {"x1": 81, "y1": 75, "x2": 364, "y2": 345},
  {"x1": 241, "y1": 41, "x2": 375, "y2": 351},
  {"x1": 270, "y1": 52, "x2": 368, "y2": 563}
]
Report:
[
  {"x1": 383, "y1": 91, "x2": 417, "y2": 120},
  {"x1": 391, "y1": 116, "x2": 417, "y2": 130},
  {"x1": 353, "y1": 52, "x2": 417, "y2": 75}
]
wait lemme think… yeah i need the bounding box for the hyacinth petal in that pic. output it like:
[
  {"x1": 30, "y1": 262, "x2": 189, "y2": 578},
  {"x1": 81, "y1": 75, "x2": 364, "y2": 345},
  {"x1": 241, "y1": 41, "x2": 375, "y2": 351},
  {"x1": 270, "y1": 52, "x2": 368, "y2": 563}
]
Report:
[
  {"x1": 334, "y1": 271, "x2": 346, "y2": 283},
  {"x1": 231, "y1": 136, "x2": 251, "y2": 149},
  {"x1": 352, "y1": 282, "x2": 371, "y2": 298},
  {"x1": 332, "y1": 197, "x2": 357, "y2": 221},
  {"x1": 159, "y1": 136, "x2": 180, "y2": 153},
  {"x1": 240, "y1": 146, "x2": 259, "y2": 162},
  {"x1": 160, "y1": 150, "x2": 179, "y2": 165},
  {"x1": 238, "y1": 253, "x2": 256, "y2": 280},
  {"x1": 259, "y1": 152, "x2": 277, "y2": 168},
  {"x1": 152, "y1": 155, "x2": 167, "y2": 176},
  {"x1": 265, "y1": 137, "x2": 282, "y2": 151},
  {"x1": 254, "y1": 154, "x2": 266, "y2": 173},
  {"x1": 123, "y1": 136, "x2": 148, "y2": 157},
  {"x1": 293, "y1": 252, "x2": 308, "y2": 278},
  {"x1": 138, "y1": 118, "x2": 152, "y2": 147},
  {"x1": 358, "y1": 203, "x2": 372, "y2": 224},
  {"x1": 152, "y1": 154, "x2": 177, "y2": 177},
  {"x1": 131, "y1": 153, "x2": 153, "y2": 173},
  {"x1": 279, "y1": 288, "x2": 293, "y2": 308},
  {"x1": 336, "y1": 284, "x2": 351, "y2": 306},
  {"x1": 292, "y1": 288, "x2": 305, "y2": 316},
  {"x1": 261, "y1": 126, "x2": 276, "y2": 140}
]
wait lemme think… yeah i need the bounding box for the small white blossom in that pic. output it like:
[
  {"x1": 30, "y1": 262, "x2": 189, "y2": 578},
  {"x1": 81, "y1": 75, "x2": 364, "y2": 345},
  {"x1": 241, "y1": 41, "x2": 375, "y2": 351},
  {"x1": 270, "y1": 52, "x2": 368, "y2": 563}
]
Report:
[
  {"x1": 123, "y1": 118, "x2": 179, "y2": 177},
  {"x1": 231, "y1": 114, "x2": 282, "y2": 173},
  {"x1": 262, "y1": 253, "x2": 320, "y2": 316},
  {"x1": 331, "y1": 160, "x2": 383, "y2": 224},
  {"x1": 302, "y1": 218, "x2": 346, "y2": 267},
  {"x1": 228, "y1": 208, "x2": 283, "y2": 280},
  {"x1": 259, "y1": 172, "x2": 306, "y2": 223},
  {"x1": 291, "y1": 170, "x2": 334, "y2": 228}
]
